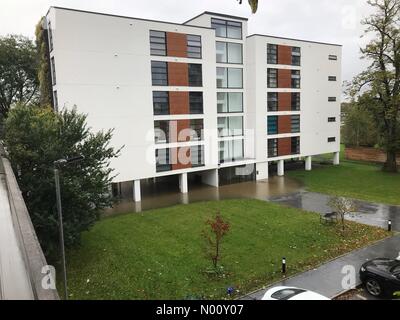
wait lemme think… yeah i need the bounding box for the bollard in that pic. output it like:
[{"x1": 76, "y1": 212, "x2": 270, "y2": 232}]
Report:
[
  {"x1": 388, "y1": 220, "x2": 392, "y2": 232},
  {"x1": 282, "y1": 257, "x2": 286, "y2": 274}
]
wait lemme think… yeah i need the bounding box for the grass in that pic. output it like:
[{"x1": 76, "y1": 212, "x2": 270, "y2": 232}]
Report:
[
  {"x1": 288, "y1": 146, "x2": 400, "y2": 205},
  {"x1": 66, "y1": 199, "x2": 388, "y2": 300}
]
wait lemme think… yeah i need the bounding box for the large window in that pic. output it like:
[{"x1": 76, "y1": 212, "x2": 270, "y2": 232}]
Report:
[
  {"x1": 291, "y1": 70, "x2": 301, "y2": 88},
  {"x1": 328, "y1": 137, "x2": 336, "y2": 142},
  {"x1": 51, "y1": 57, "x2": 56, "y2": 85},
  {"x1": 268, "y1": 139, "x2": 278, "y2": 158},
  {"x1": 188, "y1": 64, "x2": 203, "y2": 87},
  {"x1": 291, "y1": 93, "x2": 300, "y2": 111},
  {"x1": 267, "y1": 44, "x2": 278, "y2": 64},
  {"x1": 218, "y1": 116, "x2": 243, "y2": 137},
  {"x1": 53, "y1": 90, "x2": 58, "y2": 111},
  {"x1": 267, "y1": 116, "x2": 278, "y2": 135},
  {"x1": 268, "y1": 92, "x2": 278, "y2": 111},
  {"x1": 216, "y1": 42, "x2": 243, "y2": 64},
  {"x1": 150, "y1": 31, "x2": 166, "y2": 56},
  {"x1": 217, "y1": 92, "x2": 243, "y2": 113},
  {"x1": 187, "y1": 34, "x2": 202, "y2": 59},
  {"x1": 190, "y1": 119, "x2": 204, "y2": 141},
  {"x1": 291, "y1": 137, "x2": 300, "y2": 154},
  {"x1": 292, "y1": 47, "x2": 301, "y2": 66},
  {"x1": 291, "y1": 115, "x2": 300, "y2": 133},
  {"x1": 153, "y1": 91, "x2": 169, "y2": 115},
  {"x1": 211, "y1": 18, "x2": 242, "y2": 39},
  {"x1": 328, "y1": 117, "x2": 336, "y2": 122},
  {"x1": 189, "y1": 92, "x2": 203, "y2": 114},
  {"x1": 267, "y1": 68, "x2": 277, "y2": 88},
  {"x1": 216, "y1": 67, "x2": 243, "y2": 88},
  {"x1": 219, "y1": 139, "x2": 244, "y2": 163},
  {"x1": 156, "y1": 148, "x2": 171, "y2": 172},
  {"x1": 191, "y1": 145, "x2": 204, "y2": 167},
  {"x1": 151, "y1": 61, "x2": 168, "y2": 86},
  {"x1": 154, "y1": 120, "x2": 169, "y2": 144}
]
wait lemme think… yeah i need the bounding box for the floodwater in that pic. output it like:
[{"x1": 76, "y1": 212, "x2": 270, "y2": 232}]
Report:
[
  {"x1": 269, "y1": 191, "x2": 400, "y2": 231},
  {"x1": 103, "y1": 176, "x2": 303, "y2": 216}
]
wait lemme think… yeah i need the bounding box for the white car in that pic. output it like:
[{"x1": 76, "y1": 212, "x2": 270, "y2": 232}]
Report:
[{"x1": 262, "y1": 286, "x2": 330, "y2": 300}]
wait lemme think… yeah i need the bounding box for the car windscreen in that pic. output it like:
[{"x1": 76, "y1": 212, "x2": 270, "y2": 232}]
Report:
[{"x1": 271, "y1": 288, "x2": 306, "y2": 300}]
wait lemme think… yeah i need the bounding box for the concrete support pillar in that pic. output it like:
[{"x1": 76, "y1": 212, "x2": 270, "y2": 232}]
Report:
[
  {"x1": 133, "y1": 179, "x2": 141, "y2": 202},
  {"x1": 256, "y1": 162, "x2": 269, "y2": 180},
  {"x1": 333, "y1": 152, "x2": 340, "y2": 165},
  {"x1": 179, "y1": 173, "x2": 188, "y2": 194},
  {"x1": 201, "y1": 169, "x2": 219, "y2": 187},
  {"x1": 305, "y1": 156, "x2": 312, "y2": 171},
  {"x1": 277, "y1": 160, "x2": 285, "y2": 176}
]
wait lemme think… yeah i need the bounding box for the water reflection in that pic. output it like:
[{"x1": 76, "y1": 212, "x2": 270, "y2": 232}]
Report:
[
  {"x1": 270, "y1": 192, "x2": 400, "y2": 231},
  {"x1": 103, "y1": 176, "x2": 303, "y2": 216}
]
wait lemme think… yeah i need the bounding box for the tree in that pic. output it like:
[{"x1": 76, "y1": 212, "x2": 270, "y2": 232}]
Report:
[
  {"x1": 237, "y1": 0, "x2": 258, "y2": 13},
  {"x1": 4, "y1": 104, "x2": 120, "y2": 260},
  {"x1": 0, "y1": 35, "x2": 39, "y2": 118},
  {"x1": 328, "y1": 197, "x2": 358, "y2": 232},
  {"x1": 35, "y1": 17, "x2": 52, "y2": 106},
  {"x1": 342, "y1": 100, "x2": 380, "y2": 147},
  {"x1": 202, "y1": 212, "x2": 230, "y2": 271},
  {"x1": 349, "y1": 0, "x2": 400, "y2": 172}
]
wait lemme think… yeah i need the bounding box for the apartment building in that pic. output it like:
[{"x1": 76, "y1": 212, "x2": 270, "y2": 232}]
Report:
[{"x1": 45, "y1": 7, "x2": 342, "y2": 201}]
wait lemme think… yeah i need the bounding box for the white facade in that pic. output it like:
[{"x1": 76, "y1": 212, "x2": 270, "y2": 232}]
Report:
[{"x1": 46, "y1": 7, "x2": 342, "y2": 197}]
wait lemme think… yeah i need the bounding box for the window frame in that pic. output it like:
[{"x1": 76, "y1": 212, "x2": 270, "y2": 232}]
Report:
[
  {"x1": 268, "y1": 138, "x2": 278, "y2": 158},
  {"x1": 267, "y1": 44, "x2": 278, "y2": 65},
  {"x1": 188, "y1": 63, "x2": 203, "y2": 87},
  {"x1": 187, "y1": 34, "x2": 202, "y2": 59},
  {"x1": 217, "y1": 92, "x2": 244, "y2": 113},
  {"x1": 291, "y1": 136, "x2": 300, "y2": 155},
  {"x1": 153, "y1": 91, "x2": 169, "y2": 115},
  {"x1": 328, "y1": 117, "x2": 336, "y2": 122},
  {"x1": 189, "y1": 92, "x2": 204, "y2": 114},
  {"x1": 291, "y1": 70, "x2": 301, "y2": 89},
  {"x1": 150, "y1": 30, "x2": 167, "y2": 56},
  {"x1": 328, "y1": 76, "x2": 337, "y2": 81},
  {"x1": 151, "y1": 61, "x2": 168, "y2": 86},
  {"x1": 155, "y1": 148, "x2": 172, "y2": 172},
  {"x1": 219, "y1": 139, "x2": 244, "y2": 163},
  {"x1": 328, "y1": 137, "x2": 336, "y2": 142},
  {"x1": 211, "y1": 18, "x2": 242, "y2": 40},
  {"x1": 51, "y1": 56, "x2": 56, "y2": 86},
  {"x1": 329, "y1": 55, "x2": 338, "y2": 61},
  {"x1": 191, "y1": 145, "x2": 205, "y2": 167},
  {"x1": 218, "y1": 115, "x2": 244, "y2": 137},
  {"x1": 267, "y1": 92, "x2": 278, "y2": 112},
  {"x1": 48, "y1": 21, "x2": 54, "y2": 52},
  {"x1": 291, "y1": 47, "x2": 301, "y2": 66},
  {"x1": 267, "y1": 68, "x2": 278, "y2": 88},
  {"x1": 328, "y1": 97, "x2": 337, "y2": 102},
  {"x1": 216, "y1": 67, "x2": 243, "y2": 89},
  {"x1": 267, "y1": 116, "x2": 278, "y2": 135},
  {"x1": 291, "y1": 92, "x2": 300, "y2": 111},
  {"x1": 216, "y1": 41, "x2": 243, "y2": 64},
  {"x1": 291, "y1": 115, "x2": 300, "y2": 133}
]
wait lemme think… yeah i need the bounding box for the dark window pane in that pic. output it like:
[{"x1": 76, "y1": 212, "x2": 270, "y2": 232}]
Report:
[
  {"x1": 268, "y1": 92, "x2": 278, "y2": 111},
  {"x1": 150, "y1": 30, "x2": 166, "y2": 56},
  {"x1": 156, "y1": 148, "x2": 171, "y2": 172},
  {"x1": 267, "y1": 44, "x2": 278, "y2": 64},
  {"x1": 151, "y1": 61, "x2": 168, "y2": 86},
  {"x1": 268, "y1": 116, "x2": 278, "y2": 135},
  {"x1": 291, "y1": 115, "x2": 300, "y2": 133},
  {"x1": 268, "y1": 139, "x2": 278, "y2": 158},
  {"x1": 187, "y1": 34, "x2": 202, "y2": 59},
  {"x1": 328, "y1": 137, "x2": 336, "y2": 142},
  {"x1": 292, "y1": 47, "x2": 301, "y2": 66},
  {"x1": 153, "y1": 91, "x2": 169, "y2": 115},
  {"x1": 328, "y1": 97, "x2": 337, "y2": 102},
  {"x1": 291, "y1": 93, "x2": 300, "y2": 111},
  {"x1": 291, "y1": 70, "x2": 301, "y2": 88},
  {"x1": 188, "y1": 64, "x2": 203, "y2": 87},
  {"x1": 268, "y1": 69, "x2": 277, "y2": 88},
  {"x1": 291, "y1": 137, "x2": 300, "y2": 154},
  {"x1": 189, "y1": 92, "x2": 203, "y2": 114}
]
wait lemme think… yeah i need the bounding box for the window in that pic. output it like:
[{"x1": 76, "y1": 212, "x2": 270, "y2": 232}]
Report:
[
  {"x1": 328, "y1": 137, "x2": 336, "y2": 142},
  {"x1": 291, "y1": 70, "x2": 301, "y2": 88},
  {"x1": 191, "y1": 145, "x2": 204, "y2": 167},
  {"x1": 267, "y1": 68, "x2": 277, "y2": 88},
  {"x1": 188, "y1": 64, "x2": 202, "y2": 87},
  {"x1": 187, "y1": 34, "x2": 202, "y2": 59},
  {"x1": 151, "y1": 61, "x2": 168, "y2": 86},
  {"x1": 292, "y1": 47, "x2": 301, "y2": 66},
  {"x1": 218, "y1": 116, "x2": 243, "y2": 137},
  {"x1": 291, "y1": 93, "x2": 300, "y2": 111},
  {"x1": 219, "y1": 139, "x2": 244, "y2": 163},
  {"x1": 291, "y1": 137, "x2": 300, "y2": 154},
  {"x1": 154, "y1": 120, "x2": 169, "y2": 144},
  {"x1": 267, "y1": 116, "x2": 278, "y2": 135},
  {"x1": 53, "y1": 90, "x2": 58, "y2": 111},
  {"x1": 268, "y1": 93, "x2": 278, "y2": 111},
  {"x1": 216, "y1": 42, "x2": 243, "y2": 64},
  {"x1": 216, "y1": 67, "x2": 243, "y2": 88},
  {"x1": 48, "y1": 21, "x2": 54, "y2": 52},
  {"x1": 268, "y1": 139, "x2": 278, "y2": 158},
  {"x1": 328, "y1": 97, "x2": 337, "y2": 102},
  {"x1": 328, "y1": 117, "x2": 336, "y2": 122},
  {"x1": 211, "y1": 18, "x2": 242, "y2": 39},
  {"x1": 291, "y1": 115, "x2": 300, "y2": 133},
  {"x1": 156, "y1": 148, "x2": 171, "y2": 172},
  {"x1": 190, "y1": 119, "x2": 204, "y2": 141},
  {"x1": 267, "y1": 44, "x2": 278, "y2": 64},
  {"x1": 153, "y1": 91, "x2": 169, "y2": 115},
  {"x1": 51, "y1": 57, "x2": 56, "y2": 85},
  {"x1": 189, "y1": 92, "x2": 203, "y2": 114},
  {"x1": 217, "y1": 92, "x2": 243, "y2": 113},
  {"x1": 328, "y1": 76, "x2": 337, "y2": 81},
  {"x1": 329, "y1": 55, "x2": 338, "y2": 60},
  {"x1": 150, "y1": 31, "x2": 166, "y2": 56}
]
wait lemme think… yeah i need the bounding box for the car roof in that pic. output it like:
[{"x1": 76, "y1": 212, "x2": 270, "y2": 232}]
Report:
[{"x1": 289, "y1": 291, "x2": 330, "y2": 300}]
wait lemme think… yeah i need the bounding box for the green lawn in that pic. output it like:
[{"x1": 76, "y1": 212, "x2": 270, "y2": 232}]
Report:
[
  {"x1": 66, "y1": 199, "x2": 388, "y2": 300},
  {"x1": 288, "y1": 152, "x2": 400, "y2": 206}
]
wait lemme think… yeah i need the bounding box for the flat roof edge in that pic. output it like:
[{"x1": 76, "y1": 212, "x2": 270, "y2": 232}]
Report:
[
  {"x1": 247, "y1": 34, "x2": 342, "y2": 47},
  {"x1": 47, "y1": 6, "x2": 214, "y2": 30},
  {"x1": 183, "y1": 11, "x2": 248, "y2": 24}
]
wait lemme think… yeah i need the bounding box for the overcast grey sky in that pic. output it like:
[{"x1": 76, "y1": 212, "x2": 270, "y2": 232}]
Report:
[{"x1": 0, "y1": 0, "x2": 375, "y2": 83}]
